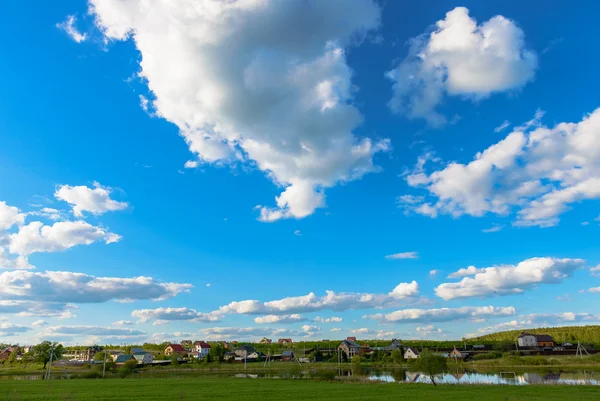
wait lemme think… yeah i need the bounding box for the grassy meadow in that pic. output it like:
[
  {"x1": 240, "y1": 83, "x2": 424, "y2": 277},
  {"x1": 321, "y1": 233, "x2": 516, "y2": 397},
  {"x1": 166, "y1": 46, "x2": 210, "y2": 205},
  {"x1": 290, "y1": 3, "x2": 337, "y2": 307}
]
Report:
[{"x1": 2, "y1": 377, "x2": 599, "y2": 401}]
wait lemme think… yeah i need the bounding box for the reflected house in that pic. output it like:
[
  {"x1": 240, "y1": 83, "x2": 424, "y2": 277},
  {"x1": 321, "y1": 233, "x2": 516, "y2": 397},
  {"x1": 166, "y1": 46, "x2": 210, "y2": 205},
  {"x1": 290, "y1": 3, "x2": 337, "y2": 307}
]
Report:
[
  {"x1": 524, "y1": 372, "x2": 544, "y2": 384},
  {"x1": 451, "y1": 372, "x2": 465, "y2": 381},
  {"x1": 406, "y1": 372, "x2": 421, "y2": 382}
]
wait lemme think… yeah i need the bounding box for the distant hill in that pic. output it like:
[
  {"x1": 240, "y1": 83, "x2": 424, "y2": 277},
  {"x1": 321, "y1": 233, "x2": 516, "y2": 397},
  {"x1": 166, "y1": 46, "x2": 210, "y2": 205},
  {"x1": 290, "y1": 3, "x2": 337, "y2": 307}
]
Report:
[{"x1": 471, "y1": 325, "x2": 600, "y2": 345}]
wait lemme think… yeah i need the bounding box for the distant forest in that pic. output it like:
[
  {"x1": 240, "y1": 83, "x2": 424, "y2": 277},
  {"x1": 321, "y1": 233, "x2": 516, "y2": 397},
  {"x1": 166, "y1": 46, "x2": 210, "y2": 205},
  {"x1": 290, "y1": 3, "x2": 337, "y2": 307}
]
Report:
[{"x1": 471, "y1": 325, "x2": 600, "y2": 345}]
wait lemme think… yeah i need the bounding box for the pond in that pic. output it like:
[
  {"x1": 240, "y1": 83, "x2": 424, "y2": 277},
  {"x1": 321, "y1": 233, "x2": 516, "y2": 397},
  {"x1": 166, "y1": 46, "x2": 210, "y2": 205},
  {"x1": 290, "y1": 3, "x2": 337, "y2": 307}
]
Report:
[{"x1": 367, "y1": 370, "x2": 599, "y2": 385}]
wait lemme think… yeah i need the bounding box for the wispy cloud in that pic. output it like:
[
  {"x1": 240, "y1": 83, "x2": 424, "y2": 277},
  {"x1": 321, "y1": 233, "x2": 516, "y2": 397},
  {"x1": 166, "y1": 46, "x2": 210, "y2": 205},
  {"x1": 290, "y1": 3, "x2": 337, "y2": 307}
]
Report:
[
  {"x1": 56, "y1": 15, "x2": 87, "y2": 43},
  {"x1": 385, "y1": 252, "x2": 418, "y2": 260},
  {"x1": 494, "y1": 120, "x2": 511, "y2": 133}
]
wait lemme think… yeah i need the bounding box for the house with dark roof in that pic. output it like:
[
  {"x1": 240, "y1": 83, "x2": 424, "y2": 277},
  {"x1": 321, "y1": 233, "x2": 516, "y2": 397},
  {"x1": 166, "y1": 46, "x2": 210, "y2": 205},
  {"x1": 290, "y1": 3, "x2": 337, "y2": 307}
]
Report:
[
  {"x1": 193, "y1": 341, "x2": 211, "y2": 358},
  {"x1": 278, "y1": 338, "x2": 293, "y2": 344},
  {"x1": 130, "y1": 347, "x2": 144, "y2": 354},
  {"x1": 164, "y1": 343, "x2": 186, "y2": 356},
  {"x1": 260, "y1": 337, "x2": 272, "y2": 344},
  {"x1": 517, "y1": 332, "x2": 555, "y2": 348},
  {"x1": 404, "y1": 347, "x2": 420, "y2": 359},
  {"x1": 233, "y1": 345, "x2": 255, "y2": 357},
  {"x1": 115, "y1": 354, "x2": 135, "y2": 365},
  {"x1": 133, "y1": 352, "x2": 154, "y2": 364},
  {"x1": 338, "y1": 339, "x2": 365, "y2": 359},
  {"x1": 383, "y1": 339, "x2": 403, "y2": 352},
  {"x1": 282, "y1": 350, "x2": 294, "y2": 361}
]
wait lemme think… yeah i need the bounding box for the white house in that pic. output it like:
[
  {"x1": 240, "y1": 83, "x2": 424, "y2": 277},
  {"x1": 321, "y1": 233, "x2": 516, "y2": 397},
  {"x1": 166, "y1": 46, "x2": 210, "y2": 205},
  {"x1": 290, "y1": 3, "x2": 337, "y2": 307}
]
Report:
[
  {"x1": 193, "y1": 341, "x2": 211, "y2": 358},
  {"x1": 404, "y1": 347, "x2": 420, "y2": 359},
  {"x1": 517, "y1": 332, "x2": 538, "y2": 347},
  {"x1": 133, "y1": 352, "x2": 155, "y2": 364}
]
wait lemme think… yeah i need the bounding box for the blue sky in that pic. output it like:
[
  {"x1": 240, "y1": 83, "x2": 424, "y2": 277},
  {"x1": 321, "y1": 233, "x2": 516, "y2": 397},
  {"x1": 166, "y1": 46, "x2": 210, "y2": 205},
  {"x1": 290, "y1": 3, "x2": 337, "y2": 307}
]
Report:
[{"x1": 1, "y1": 0, "x2": 599, "y2": 345}]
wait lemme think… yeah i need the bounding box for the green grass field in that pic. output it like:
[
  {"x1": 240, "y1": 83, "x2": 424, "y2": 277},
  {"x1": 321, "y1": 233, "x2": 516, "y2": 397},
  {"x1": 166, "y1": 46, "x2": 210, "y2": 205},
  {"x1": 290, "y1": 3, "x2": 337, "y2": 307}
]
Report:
[{"x1": 2, "y1": 378, "x2": 599, "y2": 401}]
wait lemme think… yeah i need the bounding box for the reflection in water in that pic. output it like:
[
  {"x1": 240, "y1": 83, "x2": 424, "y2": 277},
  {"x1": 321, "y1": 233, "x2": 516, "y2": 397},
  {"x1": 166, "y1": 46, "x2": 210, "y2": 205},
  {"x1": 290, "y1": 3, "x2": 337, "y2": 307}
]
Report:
[{"x1": 371, "y1": 370, "x2": 599, "y2": 385}]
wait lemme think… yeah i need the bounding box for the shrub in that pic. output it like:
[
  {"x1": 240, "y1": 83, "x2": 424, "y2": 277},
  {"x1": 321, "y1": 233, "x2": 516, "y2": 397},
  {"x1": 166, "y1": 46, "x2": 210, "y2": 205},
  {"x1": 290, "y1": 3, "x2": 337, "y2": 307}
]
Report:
[
  {"x1": 80, "y1": 371, "x2": 102, "y2": 379},
  {"x1": 118, "y1": 367, "x2": 132, "y2": 378}
]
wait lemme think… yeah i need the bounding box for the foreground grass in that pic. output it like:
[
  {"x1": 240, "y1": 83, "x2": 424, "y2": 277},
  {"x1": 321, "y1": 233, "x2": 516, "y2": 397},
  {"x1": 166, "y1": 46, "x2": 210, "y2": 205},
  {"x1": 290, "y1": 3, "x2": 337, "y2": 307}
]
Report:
[{"x1": 2, "y1": 378, "x2": 599, "y2": 401}]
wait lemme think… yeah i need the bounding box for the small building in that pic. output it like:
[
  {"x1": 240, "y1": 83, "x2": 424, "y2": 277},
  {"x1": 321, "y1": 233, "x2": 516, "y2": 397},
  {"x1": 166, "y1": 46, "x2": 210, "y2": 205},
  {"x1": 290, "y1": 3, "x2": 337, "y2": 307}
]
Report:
[
  {"x1": 517, "y1": 332, "x2": 538, "y2": 347},
  {"x1": 130, "y1": 347, "x2": 145, "y2": 354},
  {"x1": 404, "y1": 347, "x2": 420, "y2": 359},
  {"x1": 114, "y1": 354, "x2": 135, "y2": 365},
  {"x1": 222, "y1": 342, "x2": 233, "y2": 350},
  {"x1": 0, "y1": 348, "x2": 12, "y2": 361},
  {"x1": 346, "y1": 336, "x2": 357, "y2": 342},
  {"x1": 449, "y1": 347, "x2": 464, "y2": 359},
  {"x1": 164, "y1": 343, "x2": 186, "y2": 356},
  {"x1": 181, "y1": 340, "x2": 193, "y2": 348},
  {"x1": 536, "y1": 334, "x2": 554, "y2": 348},
  {"x1": 278, "y1": 338, "x2": 293, "y2": 344},
  {"x1": 248, "y1": 351, "x2": 265, "y2": 360},
  {"x1": 260, "y1": 337, "x2": 272, "y2": 344},
  {"x1": 223, "y1": 351, "x2": 236, "y2": 361},
  {"x1": 133, "y1": 352, "x2": 155, "y2": 364},
  {"x1": 338, "y1": 339, "x2": 365, "y2": 359},
  {"x1": 282, "y1": 350, "x2": 295, "y2": 361},
  {"x1": 234, "y1": 345, "x2": 255, "y2": 357},
  {"x1": 383, "y1": 339, "x2": 403, "y2": 352},
  {"x1": 193, "y1": 341, "x2": 211, "y2": 358}
]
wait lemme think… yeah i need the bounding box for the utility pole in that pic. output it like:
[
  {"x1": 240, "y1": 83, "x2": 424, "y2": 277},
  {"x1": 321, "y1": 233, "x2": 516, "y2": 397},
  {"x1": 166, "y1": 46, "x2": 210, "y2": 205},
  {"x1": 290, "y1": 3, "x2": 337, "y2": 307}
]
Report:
[
  {"x1": 102, "y1": 349, "x2": 107, "y2": 378},
  {"x1": 46, "y1": 347, "x2": 54, "y2": 380}
]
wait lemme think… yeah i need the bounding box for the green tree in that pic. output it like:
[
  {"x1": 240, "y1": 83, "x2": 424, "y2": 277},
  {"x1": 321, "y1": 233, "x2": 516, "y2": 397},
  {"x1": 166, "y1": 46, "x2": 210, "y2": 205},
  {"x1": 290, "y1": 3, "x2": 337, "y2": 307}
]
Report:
[
  {"x1": 170, "y1": 355, "x2": 179, "y2": 366},
  {"x1": 391, "y1": 349, "x2": 403, "y2": 364},
  {"x1": 123, "y1": 359, "x2": 137, "y2": 371},
  {"x1": 32, "y1": 341, "x2": 64, "y2": 369},
  {"x1": 209, "y1": 343, "x2": 224, "y2": 362},
  {"x1": 7, "y1": 352, "x2": 17, "y2": 365},
  {"x1": 412, "y1": 349, "x2": 447, "y2": 386},
  {"x1": 93, "y1": 351, "x2": 109, "y2": 362}
]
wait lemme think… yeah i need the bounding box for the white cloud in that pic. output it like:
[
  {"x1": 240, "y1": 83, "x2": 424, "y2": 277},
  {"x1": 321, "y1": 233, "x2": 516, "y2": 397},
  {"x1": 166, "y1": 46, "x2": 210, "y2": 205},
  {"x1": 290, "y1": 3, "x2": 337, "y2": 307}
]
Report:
[
  {"x1": 0, "y1": 322, "x2": 31, "y2": 337},
  {"x1": 132, "y1": 307, "x2": 219, "y2": 324},
  {"x1": 385, "y1": 252, "x2": 419, "y2": 260},
  {"x1": 466, "y1": 313, "x2": 600, "y2": 338},
  {"x1": 313, "y1": 316, "x2": 343, "y2": 323},
  {"x1": 0, "y1": 300, "x2": 77, "y2": 318},
  {"x1": 437, "y1": 257, "x2": 584, "y2": 300},
  {"x1": 113, "y1": 320, "x2": 133, "y2": 326},
  {"x1": 44, "y1": 325, "x2": 145, "y2": 337},
  {"x1": 365, "y1": 306, "x2": 516, "y2": 323},
  {"x1": 198, "y1": 326, "x2": 305, "y2": 341},
  {"x1": 293, "y1": 230, "x2": 302, "y2": 237},
  {"x1": 31, "y1": 320, "x2": 48, "y2": 327},
  {"x1": 0, "y1": 270, "x2": 192, "y2": 303},
  {"x1": 55, "y1": 182, "x2": 128, "y2": 217},
  {"x1": 0, "y1": 249, "x2": 33, "y2": 270},
  {"x1": 428, "y1": 270, "x2": 439, "y2": 277},
  {"x1": 350, "y1": 327, "x2": 396, "y2": 338},
  {"x1": 447, "y1": 265, "x2": 484, "y2": 279},
  {"x1": 402, "y1": 108, "x2": 600, "y2": 227},
  {"x1": 0, "y1": 201, "x2": 26, "y2": 231},
  {"x1": 90, "y1": 0, "x2": 389, "y2": 221},
  {"x1": 387, "y1": 7, "x2": 536, "y2": 126},
  {"x1": 482, "y1": 224, "x2": 504, "y2": 233},
  {"x1": 8, "y1": 220, "x2": 120, "y2": 255},
  {"x1": 56, "y1": 15, "x2": 87, "y2": 43},
  {"x1": 254, "y1": 314, "x2": 306, "y2": 324},
  {"x1": 184, "y1": 160, "x2": 199, "y2": 169},
  {"x1": 590, "y1": 265, "x2": 600, "y2": 277},
  {"x1": 494, "y1": 120, "x2": 511, "y2": 133},
  {"x1": 590, "y1": 287, "x2": 600, "y2": 293},
  {"x1": 29, "y1": 208, "x2": 63, "y2": 221},
  {"x1": 415, "y1": 325, "x2": 447, "y2": 337},
  {"x1": 210, "y1": 281, "x2": 419, "y2": 318},
  {"x1": 330, "y1": 328, "x2": 342, "y2": 332}
]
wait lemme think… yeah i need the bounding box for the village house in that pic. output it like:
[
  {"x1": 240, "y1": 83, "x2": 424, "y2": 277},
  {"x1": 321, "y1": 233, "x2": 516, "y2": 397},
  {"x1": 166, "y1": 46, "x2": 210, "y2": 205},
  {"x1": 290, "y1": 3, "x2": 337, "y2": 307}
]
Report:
[
  {"x1": 114, "y1": 354, "x2": 135, "y2": 365},
  {"x1": 383, "y1": 339, "x2": 403, "y2": 352},
  {"x1": 234, "y1": 345, "x2": 255, "y2": 358},
  {"x1": 404, "y1": 347, "x2": 420, "y2": 359},
  {"x1": 338, "y1": 339, "x2": 365, "y2": 359},
  {"x1": 281, "y1": 350, "x2": 294, "y2": 361},
  {"x1": 278, "y1": 338, "x2": 293, "y2": 345},
  {"x1": 181, "y1": 340, "x2": 193, "y2": 347},
  {"x1": 130, "y1": 347, "x2": 144, "y2": 354},
  {"x1": 221, "y1": 341, "x2": 233, "y2": 350},
  {"x1": 248, "y1": 351, "x2": 266, "y2": 360},
  {"x1": 193, "y1": 341, "x2": 211, "y2": 359},
  {"x1": 133, "y1": 352, "x2": 155, "y2": 364},
  {"x1": 449, "y1": 347, "x2": 464, "y2": 359},
  {"x1": 0, "y1": 348, "x2": 12, "y2": 361},
  {"x1": 164, "y1": 343, "x2": 186, "y2": 357},
  {"x1": 260, "y1": 337, "x2": 272, "y2": 344},
  {"x1": 517, "y1": 332, "x2": 555, "y2": 348},
  {"x1": 346, "y1": 336, "x2": 357, "y2": 342}
]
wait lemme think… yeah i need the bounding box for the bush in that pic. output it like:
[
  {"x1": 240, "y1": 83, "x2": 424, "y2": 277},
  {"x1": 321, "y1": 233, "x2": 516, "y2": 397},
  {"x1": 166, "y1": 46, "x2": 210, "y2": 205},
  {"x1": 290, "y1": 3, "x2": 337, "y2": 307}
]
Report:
[
  {"x1": 118, "y1": 367, "x2": 132, "y2": 378},
  {"x1": 123, "y1": 359, "x2": 138, "y2": 371},
  {"x1": 473, "y1": 351, "x2": 502, "y2": 360},
  {"x1": 80, "y1": 371, "x2": 103, "y2": 379}
]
